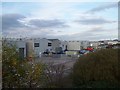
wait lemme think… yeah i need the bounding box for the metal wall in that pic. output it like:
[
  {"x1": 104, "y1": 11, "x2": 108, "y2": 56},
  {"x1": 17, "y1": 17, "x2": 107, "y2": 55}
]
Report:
[
  {"x1": 33, "y1": 38, "x2": 52, "y2": 57},
  {"x1": 67, "y1": 41, "x2": 81, "y2": 50},
  {"x1": 26, "y1": 40, "x2": 34, "y2": 58}
]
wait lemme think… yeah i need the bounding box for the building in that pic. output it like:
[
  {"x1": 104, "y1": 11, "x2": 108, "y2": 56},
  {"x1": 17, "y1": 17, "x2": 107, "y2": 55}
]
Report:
[
  {"x1": 67, "y1": 40, "x2": 90, "y2": 50},
  {"x1": 90, "y1": 41, "x2": 101, "y2": 49},
  {"x1": 3, "y1": 38, "x2": 27, "y2": 59},
  {"x1": 4, "y1": 37, "x2": 119, "y2": 58},
  {"x1": 48, "y1": 39, "x2": 61, "y2": 52},
  {"x1": 60, "y1": 41, "x2": 68, "y2": 51},
  {"x1": 33, "y1": 38, "x2": 52, "y2": 57},
  {"x1": 80, "y1": 41, "x2": 90, "y2": 49},
  {"x1": 16, "y1": 39, "x2": 27, "y2": 59},
  {"x1": 3, "y1": 38, "x2": 54, "y2": 58},
  {"x1": 107, "y1": 41, "x2": 119, "y2": 45},
  {"x1": 67, "y1": 41, "x2": 81, "y2": 50},
  {"x1": 26, "y1": 40, "x2": 34, "y2": 58}
]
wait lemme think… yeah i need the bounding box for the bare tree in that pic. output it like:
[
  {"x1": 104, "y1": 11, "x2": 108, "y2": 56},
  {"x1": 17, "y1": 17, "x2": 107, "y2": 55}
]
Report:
[{"x1": 44, "y1": 62, "x2": 66, "y2": 87}]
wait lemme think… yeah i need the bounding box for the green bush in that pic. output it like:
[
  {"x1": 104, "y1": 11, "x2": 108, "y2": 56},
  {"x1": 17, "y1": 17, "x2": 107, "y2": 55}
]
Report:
[
  {"x1": 73, "y1": 49, "x2": 120, "y2": 88},
  {"x1": 2, "y1": 44, "x2": 45, "y2": 88}
]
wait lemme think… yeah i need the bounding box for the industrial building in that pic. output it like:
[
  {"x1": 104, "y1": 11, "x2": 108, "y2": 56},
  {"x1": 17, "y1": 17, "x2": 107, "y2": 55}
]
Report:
[
  {"x1": 3, "y1": 38, "x2": 92, "y2": 58},
  {"x1": 3, "y1": 38, "x2": 60, "y2": 58},
  {"x1": 48, "y1": 39, "x2": 61, "y2": 52},
  {"x1": 2, "y1": 37, "x2": 120, "y2": 59},
  {"x1": 67, "y1": 40, "x2": 90, "y2": 50},
  {"x1": 16, "y1": 40, "x2": 27, "y2": 59},
  {"x1": 67, "y1": 41, "x2": 81, "y2": 50},
  {"x1": 3, "y1": 38, "x2": 27, "y2": 59},
  {"x1": 60, "y1": 41, "x2": 68, "y2": 51},
  {"x1": 33, "y1": 38, "x2": 52, "y2": 57},
  {"x1": 90, "y1": 41, "x2": 101, "y2": 49},
  {"x1": 80, "y1": 41, "x2": 90, "y2": 49}
]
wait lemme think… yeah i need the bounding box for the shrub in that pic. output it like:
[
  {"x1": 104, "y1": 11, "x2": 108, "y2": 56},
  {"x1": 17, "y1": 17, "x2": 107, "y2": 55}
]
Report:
[
  {"x1": 73, "y1": 49, "x2": 120, "y2": 88},
  {"x1": 2, "y1": 44, "x2": 45, "y2": 88}
]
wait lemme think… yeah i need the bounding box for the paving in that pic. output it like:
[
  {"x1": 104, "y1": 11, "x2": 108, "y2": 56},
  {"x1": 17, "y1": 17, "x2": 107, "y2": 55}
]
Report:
[
  {"x1": 34, "y1": 54, "x2": 78, "y2": 68},
  {"x1": 34, "y1": 54, "x2": 78, "y2": 73}
]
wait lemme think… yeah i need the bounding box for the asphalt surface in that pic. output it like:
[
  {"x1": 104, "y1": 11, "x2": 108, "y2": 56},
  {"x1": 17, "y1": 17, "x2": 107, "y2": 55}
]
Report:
[
  {"x1": 34, "y1": 54, "x2": 78, "y2": 67},
  {"x1": 34, "y1": 54, "x2": 78, "y2": 75}
]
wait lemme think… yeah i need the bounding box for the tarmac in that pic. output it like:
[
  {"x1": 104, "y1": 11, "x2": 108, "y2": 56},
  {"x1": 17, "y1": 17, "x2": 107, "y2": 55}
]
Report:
[
  {"x1": 34, "y1": 54, "x2": 78, "y2": 75},
  {"x1": 34, "y1": 54, "x2": 78, "y2": 68}
]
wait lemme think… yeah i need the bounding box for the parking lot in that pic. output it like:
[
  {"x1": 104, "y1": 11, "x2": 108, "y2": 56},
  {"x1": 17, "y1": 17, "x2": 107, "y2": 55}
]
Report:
[{"x1": 34, "y1": 54, "x2": 78, "y2": 70}]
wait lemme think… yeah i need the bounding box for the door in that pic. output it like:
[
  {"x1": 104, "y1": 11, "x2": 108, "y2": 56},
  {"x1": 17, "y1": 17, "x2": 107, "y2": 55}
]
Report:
[{"x1": 19, "y1": 48, "x2": 24, "y2": 60}]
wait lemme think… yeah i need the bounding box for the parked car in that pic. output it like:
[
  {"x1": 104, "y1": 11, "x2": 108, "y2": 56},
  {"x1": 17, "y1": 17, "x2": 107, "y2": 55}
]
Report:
[
  {"x1": 84, "y1": 50, "x2": 90, "y2": 55},
  {"x1": 79, "y1": 49, "x2": 88, "y2": 54},
  {"x1": 43, "y1": 52, "x2": 49, "y2": 54},
  {"x1": 79, "y1": 49, "x2": 91, "y2": 55}
]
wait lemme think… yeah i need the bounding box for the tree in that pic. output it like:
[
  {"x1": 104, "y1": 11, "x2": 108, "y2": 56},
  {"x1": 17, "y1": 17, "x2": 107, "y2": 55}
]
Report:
[
  {"x1": 43, "y1": 62, "x2": 66, "y2": 88},
  {"x1": 2, "y1": 42, "x2": 45, "y2": 88},
  {"x1": 22, "y1": 62, "x2": 45, "y2": 88},
  {"x1": 2, "y1": 43, "x2": 21, "y2": 88},
  {"x1": 73, "y1": 48, "x2": 120, "y2": 88}
]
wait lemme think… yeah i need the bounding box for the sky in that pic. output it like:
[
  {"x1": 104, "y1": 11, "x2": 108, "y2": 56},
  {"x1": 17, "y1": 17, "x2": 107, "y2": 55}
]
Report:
[{"x1": 1, "y1": 1, "x2": 119, "y2": 41}]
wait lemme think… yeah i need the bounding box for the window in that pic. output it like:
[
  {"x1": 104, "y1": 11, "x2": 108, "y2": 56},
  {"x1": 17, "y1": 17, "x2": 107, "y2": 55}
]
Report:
[
  {"x1": 48, "y1": 43, "x2": 52, "y2": 46},
  {"x1": 34, "y1": 43, "x2": 39, "y2": 47}
]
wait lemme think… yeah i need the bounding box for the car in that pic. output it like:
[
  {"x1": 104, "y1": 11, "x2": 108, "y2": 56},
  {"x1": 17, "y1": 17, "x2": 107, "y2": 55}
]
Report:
[
  {"x1": 43, "y1": 52, "x2": 49, "y2": 54},
  {"x1": 79, "y1": 49, "x2": 88, "y2": 54}
]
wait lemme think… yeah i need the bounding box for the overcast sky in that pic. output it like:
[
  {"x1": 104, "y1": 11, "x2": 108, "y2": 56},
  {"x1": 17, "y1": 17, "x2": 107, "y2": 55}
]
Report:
[{"x1": 1, "y1": 1, "x2": 118, "y2": 41}]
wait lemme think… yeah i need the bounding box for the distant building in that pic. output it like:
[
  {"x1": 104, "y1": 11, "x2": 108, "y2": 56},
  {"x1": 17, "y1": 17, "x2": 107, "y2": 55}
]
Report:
[
  {"x1": 3, "y1": 38, "x2": 53, "y2": 58},
  {"x1": 67, "y1": 41, "x2": 81, "y2": 50},
  {"x1": 3, "y1": 38, "x2": 27, "y2": 59},
  {"x1": 60, "y1": 41, "x2": 68, "y2": 51},
  {"x1": 67, "y1": 40, "x2": 90, "y2": 50},
  {"x1": 107, "y1": 41, "x2": 119, "y2": 45},
  {"x1": 80, "y1": 41, "x2": 90, "y2": 49},
  {"x1": 4, "y1": 37, "x2": 119, "y2": 58},
  {"x1": 16, "y1": 40, "x2": 27, "y2": 59},
  {"x1": 90, "y1": 41, "x2": 101, "y2": 49},
  {"x1": 48, "y1": 39, "x2": 61, "y2": 53},
  {"x1": 26, "y1": 40, "x2": 34, "y2": 58},
  {"x1": 112, "y1": 43, "x2": 120, "y2": 49},
  {"x1": 34, "y1": 38, "x2": 52, "y2": 57}
]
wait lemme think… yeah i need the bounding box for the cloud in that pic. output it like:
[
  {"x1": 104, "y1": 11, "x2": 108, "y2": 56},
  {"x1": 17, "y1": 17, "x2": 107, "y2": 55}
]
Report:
[
  {"x1": 87, "y1": 3, "x2": 117, "y2": 13},
  {"x1": 2, "y1": 13, "x2": 70, "y2": 38},
  {"x1": 2, "y1": 2, "x2": 118, "y2": 40},
  {"x1": 28, "y1": 19, "x2": 69, "y2": 28},
  {"x1": 53, "y1": 27, "x2": 117, "y2": 40},
  {"x1": 2, "y1": 13, "x2": 69, "y2": 31},
  {"x1": 2, "y1": 14, "x2": 26, "y2": 30},
  {"x1": 2, "y1": 13, "x2": 69, "y2": 38},
  {"x1": 75, "y1": 17, "x2": 116, "y2": 25}
]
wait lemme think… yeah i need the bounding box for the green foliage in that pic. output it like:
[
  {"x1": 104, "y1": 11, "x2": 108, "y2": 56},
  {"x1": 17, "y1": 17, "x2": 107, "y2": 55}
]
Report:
[
  {"x1": 73, "y1": 49, "x2": 120, "y2": 88},
  {"x1": 22, "y1": 62, "x2": 45, "y2": 88},
  {"x1": 2, "y1": 43, "x2": 68, "y2": 88},
  {"x1": 2, "y1": 44, "x2": 22, "y2": 87},
  {"x1": 2, "y1": 44, "x2": 45, "y2": 88}
]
